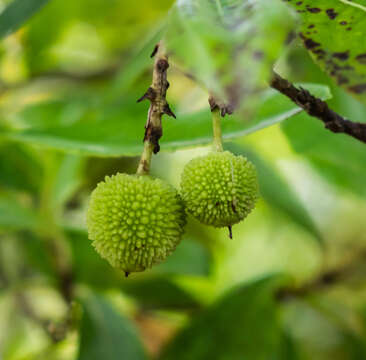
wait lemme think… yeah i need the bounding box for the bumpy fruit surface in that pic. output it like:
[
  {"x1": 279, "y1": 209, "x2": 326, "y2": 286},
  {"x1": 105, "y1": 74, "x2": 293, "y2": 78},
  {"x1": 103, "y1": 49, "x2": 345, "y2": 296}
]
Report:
[
  {"x1": 181, "y1": 151, "x2": 259, "y2": 227},
  {"x1": 87, "y1": 173, "x2": 186, "y2": 274}
]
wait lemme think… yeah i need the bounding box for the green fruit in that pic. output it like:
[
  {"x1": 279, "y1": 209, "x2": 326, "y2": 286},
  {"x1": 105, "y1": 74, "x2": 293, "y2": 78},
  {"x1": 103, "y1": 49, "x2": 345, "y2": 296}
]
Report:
[
  {"x1": 180, "y1": 151, "x2": 259, "y2": 228},
  {"x1": 87, "y1": 173, "x2": 186, "y2": 274}
]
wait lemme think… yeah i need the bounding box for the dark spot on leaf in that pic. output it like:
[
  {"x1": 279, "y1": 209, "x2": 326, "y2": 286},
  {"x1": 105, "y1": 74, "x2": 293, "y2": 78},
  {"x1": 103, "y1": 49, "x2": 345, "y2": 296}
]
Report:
[
  {"x1": 332, "y1": 51, "x2": 349, "y2": 61},
  {"x1": 333, "y1": 64, "x2": 354, "y2": 71},
  {"x1": 339, "y1": 21, "x2": 347, "y2": 25},
  {"x1": 307, "y1": 7, "x2": 321, "y2": 13},
  {"x1": 296, "y1": 1, "x2": 303, "y2": 4},
  {"x1": 326, "y1": 9, "x2": 338, "y2": 19},
  {"x1": 346, "y1": 27, "x2": 352, "y2": 31},
  {"x1": 253, "y1": 51, "x2": 264, "y2": 60},
  {"x1": 299, "y1": 33, "x2": 320, "y2": 50},
  {"x1": 313, "y1": 49, "x2": 325, "y2": 56},
  {"x1": 308, "y1": 24, "x2": 315, "y2": 29},
  {"x1": 348, "y1": 84, "x2": 366, "y2": 94},
  {"x1": 355, "y1": 53, "x2": 366, "y2": 65},
  {"x1": 336, "y1": 75, "x2": 349, "y2": 85},
  {"x1": 215, "y1": 202, "x2": 220, "y2": 206}
]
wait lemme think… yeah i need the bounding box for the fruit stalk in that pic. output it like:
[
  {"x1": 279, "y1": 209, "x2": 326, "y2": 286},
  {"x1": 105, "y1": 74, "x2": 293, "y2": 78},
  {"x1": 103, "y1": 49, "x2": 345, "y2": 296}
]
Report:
[
  {"x1": 136, "y1": 42, "x2": 175, "y2": 175},
  {"x1": 209, "y1": 96, "x2": 224, "y2": 152}
]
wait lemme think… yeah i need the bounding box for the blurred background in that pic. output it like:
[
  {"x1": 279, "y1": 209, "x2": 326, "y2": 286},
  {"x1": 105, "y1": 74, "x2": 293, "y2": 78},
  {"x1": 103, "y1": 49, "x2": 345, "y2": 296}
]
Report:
[{"x1": 0, "y1": 0, "x2": 366, "y2": 359}]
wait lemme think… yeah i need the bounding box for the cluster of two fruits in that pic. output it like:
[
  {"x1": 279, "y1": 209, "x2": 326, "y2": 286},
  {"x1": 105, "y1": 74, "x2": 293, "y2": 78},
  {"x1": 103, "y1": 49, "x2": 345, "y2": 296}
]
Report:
[{"x1": 87, "y1": 151, "x2": 259, "y2": 275}]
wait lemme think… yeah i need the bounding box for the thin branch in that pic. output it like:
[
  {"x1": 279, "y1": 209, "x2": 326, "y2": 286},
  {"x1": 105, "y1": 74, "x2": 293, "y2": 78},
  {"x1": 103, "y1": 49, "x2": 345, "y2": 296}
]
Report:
[
  {"x1": 136, "y1": 42, "x2": 175, "y2": 175},
  {"x1": 270, "y1": 72, "x2": 366, "y2": 144},
  {"x1": 276, "y1": 248, "x2": 366, "y2": 301}
]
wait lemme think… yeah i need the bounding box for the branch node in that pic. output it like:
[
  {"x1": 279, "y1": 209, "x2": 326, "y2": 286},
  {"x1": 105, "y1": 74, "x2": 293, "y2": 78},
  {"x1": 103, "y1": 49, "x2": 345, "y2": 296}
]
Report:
[
  {"x1": 156, "y1": 58, "x2": 169, "y2": 73},
  {"x1": 137, "y1": 87, "x2": 156, "y2": 103},
  {"x1": 163, "y1": 103, "x2": 176, "y2": 118}
]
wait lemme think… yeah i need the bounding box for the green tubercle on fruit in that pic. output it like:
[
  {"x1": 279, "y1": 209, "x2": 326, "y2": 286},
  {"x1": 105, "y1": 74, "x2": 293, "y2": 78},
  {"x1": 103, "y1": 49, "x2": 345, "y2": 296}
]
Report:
[
  {"x1": 180, "y1": 151, "x2": 259, "y2": 229},
  {"x1": 87, "y1": 173, "x2": 186, "y2": 274}
]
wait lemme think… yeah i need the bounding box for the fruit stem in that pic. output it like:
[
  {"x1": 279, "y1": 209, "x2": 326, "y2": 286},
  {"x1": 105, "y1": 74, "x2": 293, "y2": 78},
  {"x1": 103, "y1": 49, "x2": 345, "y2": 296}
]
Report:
[
  {"x1": 136, "y1": 41, "x2": 175, "y2": 175},
  {"x1": 136, "y1": 141, "x2": 154, "y2": 175},
  {"x1": 212, "y1": 106, "x2": 224, "y2": 152}
]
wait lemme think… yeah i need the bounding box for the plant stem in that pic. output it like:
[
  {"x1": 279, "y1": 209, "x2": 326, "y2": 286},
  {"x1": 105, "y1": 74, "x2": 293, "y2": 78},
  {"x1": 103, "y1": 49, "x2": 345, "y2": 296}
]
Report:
[
  {"x1": 136, "y1": 42, "x2": 175, "y2": 175},
  {"x1": 212, "y1": 107, "x2": 224, "y2": 152},
  {"x1": 136, "y1": 141, "x2": 154, "y2": 175}
]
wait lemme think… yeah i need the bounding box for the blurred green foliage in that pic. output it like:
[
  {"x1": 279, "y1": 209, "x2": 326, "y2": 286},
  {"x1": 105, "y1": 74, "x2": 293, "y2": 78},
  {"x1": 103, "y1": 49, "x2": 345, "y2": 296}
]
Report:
[{"x1": 0, "y1": 1, "x2": 366, "y2": 360}]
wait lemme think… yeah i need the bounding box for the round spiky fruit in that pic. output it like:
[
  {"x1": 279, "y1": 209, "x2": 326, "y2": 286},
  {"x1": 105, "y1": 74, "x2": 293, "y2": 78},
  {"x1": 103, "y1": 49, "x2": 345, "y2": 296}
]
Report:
[
  {"x1": 180, "y1": 151, "x2": 259, "y2": 229},
  {"x1": 87, "y1": 173, "x2": 186, "y2": 275}
]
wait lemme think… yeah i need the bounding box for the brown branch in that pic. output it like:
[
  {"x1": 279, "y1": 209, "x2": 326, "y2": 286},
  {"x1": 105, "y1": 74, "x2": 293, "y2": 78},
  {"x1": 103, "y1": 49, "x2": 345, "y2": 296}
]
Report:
[
  {"x1": 276, "y1": 248, "x2": 366, "y2": 301},
  {"x1": 136, "y1": 43, "x2": 175, "y2": 175},
  {"x1": 270, "y1": 72, "x2": 366, "y2": 144}
]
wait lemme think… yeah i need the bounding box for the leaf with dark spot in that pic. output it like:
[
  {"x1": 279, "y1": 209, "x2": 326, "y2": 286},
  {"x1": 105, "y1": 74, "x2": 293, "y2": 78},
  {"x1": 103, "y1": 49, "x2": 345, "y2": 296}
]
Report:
[{"x1": 285, "y1": 0, "x2": 366, "y2": 104}]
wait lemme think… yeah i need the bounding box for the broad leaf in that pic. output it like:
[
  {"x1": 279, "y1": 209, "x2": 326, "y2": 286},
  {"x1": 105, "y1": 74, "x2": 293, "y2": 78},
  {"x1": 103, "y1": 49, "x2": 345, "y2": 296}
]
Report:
[
  {"x1": 226, "y1": 143, "x2": 322, "y2": 243},
  {"x1": 3, "y1": 84, "x2": 330, "y2": 156},
  {"x1": 152, "y1": 238, "x2": 211, "y2": 276},
  {"x1": 51, "y1": 154, "x2": 84, "y2": 208},
  {"x1": 274, "y1": 333, "x2": 301, "y2": 360},
  {"x1": 23, "y1": 0, "x2": 172, "y2": 73},
  {"x1": 282, "y1": 112, "x2": 366, "y2": 198},
  {"x1": 286, "y1": 0, "x2": 366, "y2": 103},
  {"x1": 0, "y1": 193, "x2": 38, "y2": 230},
  {"x1": 18, "y1": 231, "x2": 56, "y2": 279},
  {"x1": 166, "y1": 0, "x2": 296, "y2": 110},
  {"x1": 67, "y1": 229, "x2": 211, "y2": 289},
  {"x1": 0, "y1": 142, "x2": 41, "y2": 194},
  {"x1": 0, "y1": 0, "x2": 50, "y2": 39},
  {"x1": 78, "y1": 294, "x2": 147, "y2": 360},
  {"x1": 160, "y1": 276, "x2": 281, "y2": 360},
  {"x1": 66, "y1": 229, "x2": 123, "y2": 289},
  {"x1": 109, "y1": 25, "x2": 165, "y2": 98},
  {"x1": 121, "y1": 277, "x2": 201, "y2": 310}
]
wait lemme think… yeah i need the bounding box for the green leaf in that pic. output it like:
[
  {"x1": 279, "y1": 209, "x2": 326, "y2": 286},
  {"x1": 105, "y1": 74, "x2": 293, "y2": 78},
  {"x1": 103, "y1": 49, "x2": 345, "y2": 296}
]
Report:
[
  {"x1": 281, "y1": 112, "x2": 366, "y2": 197},
  {"x1": 78, "y1": 294, "x2": 147, "y2": 360},
  {"x1": 4, "y1": 84, "x2": 330, "y2": 156},
  {"x1": 67, "y1": 229, "x2": 211, "y2": 289},
  {"x1": 18, "y1": 231, "x2": 56, "y2": 280},
  {"x1": 274, "y1": 333, "x2": 301, "y2": 360},
  {"x1": 51, "y1": 154, "x2": 84, "y2": 208},
  {"x1": 160, "y1": 276, "x2": 281, "y2": 360},
  {"x1": 66, "y1": 229, "x2": 123, "y2": 289},
  {"x1": 121, "y1": 277, "x2": 200, "y2": 310},
  {"x1": 109, "y1": 24, "x2": 165, "y2": 97},
  {"x1": 0, "y1": 0, "x2": 50, "y2": 39},
  {"x1": 226, "y1": 143, "x2": 322, "y2": 243},
  {"x1": 166, "y1": 0, "x2": 296, "y2": 109},
  {"x1": 286, "y1": 0, "x2": 366, "y2": 103},
  {"x1": 343, "y1": 332, "x2": 366, "y2": 360},
  {"x1": 152, "y1": 238, "x2": 211, "y2": 276},
  {"x1": 0, "y1": 142, "x2": 41, "y2": 194},
  {"x1": 0, "y1": 193, "x2": 38, "y2": 230}
]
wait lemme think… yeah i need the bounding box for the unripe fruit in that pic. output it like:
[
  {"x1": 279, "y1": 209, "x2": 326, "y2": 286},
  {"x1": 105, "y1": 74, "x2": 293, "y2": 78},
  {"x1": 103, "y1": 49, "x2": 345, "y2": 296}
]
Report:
[
  {"x1": 87, "y1": 173, "x2": 186, "y2": 275},
  {"x1": 180, "y1": 151, "x2": 259, "y2": 228}
]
